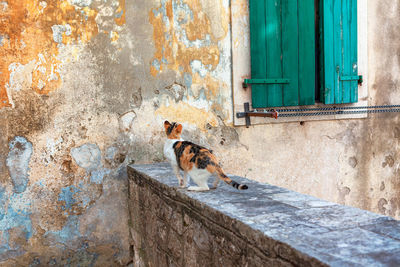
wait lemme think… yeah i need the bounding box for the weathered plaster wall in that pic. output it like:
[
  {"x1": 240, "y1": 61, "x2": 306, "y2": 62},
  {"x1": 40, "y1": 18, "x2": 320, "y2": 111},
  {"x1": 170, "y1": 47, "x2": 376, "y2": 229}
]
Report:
[
  {"x1": 363, "y1": 0, "x2": 400, "y2": 218},
  {"x1": 221, "y1": 0, "x2": 400, "y2": 220},
  {"x1": 0, "y1": 0, "x2": 133, "y2": 265},
  {"x1": 0, "y1": 0, "x2": 235, "y2": 264},
  {"x1": 1, "y1": 0, "x2": 400, "y2": 264}
]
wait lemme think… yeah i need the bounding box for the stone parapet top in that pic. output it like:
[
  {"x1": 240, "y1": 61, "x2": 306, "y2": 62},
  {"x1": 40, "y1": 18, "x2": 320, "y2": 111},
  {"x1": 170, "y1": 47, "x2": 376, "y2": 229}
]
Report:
[{"x1": 128, "y1": 163, "x2": 400, "y2": 266}]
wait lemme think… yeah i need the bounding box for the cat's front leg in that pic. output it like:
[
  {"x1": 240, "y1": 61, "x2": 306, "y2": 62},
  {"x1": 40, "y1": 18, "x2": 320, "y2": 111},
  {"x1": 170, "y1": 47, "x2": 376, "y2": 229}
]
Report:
[
  {"x1": 187, "y1": 177, "x2": 209, "y2": 191},
  {"x1": 181, "y1": 171, "x2": 188, "y2": 188},
  {"x1": 173, "y1": 165, "x2": 184, "y2": 187},
  {"x1": 211, "y1": 176, "x2": 220, "y2": 189}
]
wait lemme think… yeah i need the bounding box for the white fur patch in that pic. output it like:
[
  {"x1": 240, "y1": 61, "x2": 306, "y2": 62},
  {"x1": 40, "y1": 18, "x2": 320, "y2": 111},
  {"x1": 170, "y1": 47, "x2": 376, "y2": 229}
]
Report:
[{"x1": 163, "y1": 138, "x2": 181, "y2": 167}]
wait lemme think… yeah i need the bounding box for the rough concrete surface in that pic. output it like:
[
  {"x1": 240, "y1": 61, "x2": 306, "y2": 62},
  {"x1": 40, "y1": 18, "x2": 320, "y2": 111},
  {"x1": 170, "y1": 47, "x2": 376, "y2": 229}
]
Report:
[{"x1": 128, "y1": 163, "x2": 400, "y2": 267}]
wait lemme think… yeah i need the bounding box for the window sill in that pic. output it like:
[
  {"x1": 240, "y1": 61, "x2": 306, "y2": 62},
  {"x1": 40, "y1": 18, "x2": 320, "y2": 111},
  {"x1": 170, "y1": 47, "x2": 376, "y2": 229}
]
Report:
[{"x1": 234, "y1": 99, "x2": 368, "y2": 126}]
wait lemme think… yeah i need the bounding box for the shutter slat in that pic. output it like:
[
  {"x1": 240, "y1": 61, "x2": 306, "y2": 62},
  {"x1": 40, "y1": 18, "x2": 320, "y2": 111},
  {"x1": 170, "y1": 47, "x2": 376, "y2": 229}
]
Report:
[
  {"x1": 298, "y1": 0, "x2": 316, "y2": 106},
  {"x1": 333, "y1": 0, "x2": 342, "y2": 103},
  {"x1": 282, "y1": 0, "x2": 300, "y2": 106},
  {"x1": 321, "y1": 0, "x2": 358, "y2": 104},
  {"x1": 342, "y1": 0, "x2": 351, "y2": 103},
  {"x1": 250, "y1": 0, "x2": 268, "y2": 108},
  {"x1": 322, "y1": 0, "x2": 335, "y2": 104},
  {"x1": 350, "y1": 0, "x2": 358, "y2": 103},
  {"x1": 266, "y1": 0, "x2": 283, "y2": 107}
]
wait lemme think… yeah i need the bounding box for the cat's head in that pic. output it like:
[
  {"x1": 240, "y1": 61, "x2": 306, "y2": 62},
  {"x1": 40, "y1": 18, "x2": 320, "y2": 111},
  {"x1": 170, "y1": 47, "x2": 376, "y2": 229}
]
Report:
[{"x1": 164, "y1": 121, "x2": 183, "y2": 139}]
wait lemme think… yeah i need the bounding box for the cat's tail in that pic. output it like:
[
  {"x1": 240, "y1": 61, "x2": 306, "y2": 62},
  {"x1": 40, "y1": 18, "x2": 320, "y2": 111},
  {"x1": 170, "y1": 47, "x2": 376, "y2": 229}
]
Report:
[{"x1": 216, "y1": 166, "x2": 248, "y2": 190}]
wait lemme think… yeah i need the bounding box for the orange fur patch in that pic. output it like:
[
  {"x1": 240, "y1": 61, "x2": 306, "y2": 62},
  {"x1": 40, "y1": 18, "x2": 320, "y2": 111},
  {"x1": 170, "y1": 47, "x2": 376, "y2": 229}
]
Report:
[{"x1": 179, "y1": 145, "x2": 195, "y2": 171}]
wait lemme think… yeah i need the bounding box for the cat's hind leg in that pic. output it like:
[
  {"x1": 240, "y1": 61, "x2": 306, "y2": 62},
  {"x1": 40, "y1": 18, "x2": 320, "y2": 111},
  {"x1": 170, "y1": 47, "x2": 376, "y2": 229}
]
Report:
[
  {"x1": 210, "y1": 176, "x2": 219, "y2": 189},
  {"x1": 187, "y1": 171, "x2": 209, "y2": 191}
]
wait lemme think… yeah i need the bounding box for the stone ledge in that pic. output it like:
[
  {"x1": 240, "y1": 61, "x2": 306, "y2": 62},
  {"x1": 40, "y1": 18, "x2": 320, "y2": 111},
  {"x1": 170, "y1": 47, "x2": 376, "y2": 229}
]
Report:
[{"x1": 128, "y1": 163, "x2": 400, "y2": 266}]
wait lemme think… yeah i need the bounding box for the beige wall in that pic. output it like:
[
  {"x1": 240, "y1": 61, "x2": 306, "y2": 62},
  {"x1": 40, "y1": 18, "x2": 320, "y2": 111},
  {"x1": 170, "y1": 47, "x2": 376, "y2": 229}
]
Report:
[
  {"x1": 226, "y1": 0, "x2": 400, "y2": 219},
  {"x1": 0, "y1": 0, "x2": 399, "y2": 264}
]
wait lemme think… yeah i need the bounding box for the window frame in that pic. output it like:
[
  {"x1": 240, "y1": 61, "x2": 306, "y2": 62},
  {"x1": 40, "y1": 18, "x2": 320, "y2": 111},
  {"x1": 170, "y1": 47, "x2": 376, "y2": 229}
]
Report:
[{"x1": 231, "y1": 0, "x2": 368, "y2": 126}]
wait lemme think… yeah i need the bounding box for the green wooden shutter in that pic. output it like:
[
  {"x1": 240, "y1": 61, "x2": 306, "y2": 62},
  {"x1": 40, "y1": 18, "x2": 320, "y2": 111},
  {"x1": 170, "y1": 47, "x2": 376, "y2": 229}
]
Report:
[
  {"x1": 249, "y1": 0, "x2": 315, "y2": 108},
  {"x1": 320, "y1": 0, "x2": 358, "y2": 104}
]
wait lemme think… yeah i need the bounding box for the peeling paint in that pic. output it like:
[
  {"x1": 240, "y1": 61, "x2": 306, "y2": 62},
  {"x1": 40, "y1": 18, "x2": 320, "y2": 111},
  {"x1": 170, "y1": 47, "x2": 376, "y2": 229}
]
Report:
[
  {"x1": 0, "y1": 0, "x2": 98, "y2": 106},
  {"x1": 149, "y1": 0, "x2": 221, "y2": 85},
  {"x1": 119, "y1": 111, "x2": 137, "y2": 132},
  {"x1": 110, "y1": 31, "x2": 119, "y2": 43},
  {"x1": 114, "y1": 0, "x2": 126, "y2": 26},
  {"x1": 183, "y1": 72, "x2": 193, "y2": 88},
  {"x1": 0, "y1": 189, "x2": 33, "y2": 256},
  {"x1": 348, "y1": 156, "x2": 358, "y2": 168},
  {"x1": 105, "y1": 146, "x2": 119, "y2": 163},
  {"x1": 378, "y1": 198, "x2": 388, "y2": 214},
  {"x1": 382, "y1": 155, "x2": 395, "y2": 168},
  {"x1": 0, "y1": 0, "x2": 126, "y2": 108},
  {"x1": 51, "y1": 24, "x2": 72, "y2": 44},
  {"x1": 156, "y1": 101, "x2": 218, "y2": 130},
  {"x1": 190, "y1": 59, "x2": 208, "y2": 77},
  {"x1": 69, "y1": 0, "x2": 92, "y2": 7},
  {"x1": 90, "y1": 169, "x2": 110, "y2": 184},
  {"x1": 71, "y1": 143, "x2": 101, "y2": 172},
  {"x1": 149, "y1": 0, "x2": 230, "y2": 112},
  {"x1": 59, "y1": 186, "x2": 81, "y2": 211},
  {"x1": 0, "y1": 1, "x2": 8, "y2": 12},
  {"x1": 6, "y1": 137, "x2": 33, "y2": 194},
  {"x1": 45, "y1": 215, "x2": 81, "y2": 245}
]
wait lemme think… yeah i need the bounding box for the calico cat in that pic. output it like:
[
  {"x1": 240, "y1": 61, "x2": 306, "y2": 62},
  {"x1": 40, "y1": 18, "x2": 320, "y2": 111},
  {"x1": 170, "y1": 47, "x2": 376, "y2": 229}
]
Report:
[{"x1": 163, "y1": 121, "x2": 248, "y2": 191}]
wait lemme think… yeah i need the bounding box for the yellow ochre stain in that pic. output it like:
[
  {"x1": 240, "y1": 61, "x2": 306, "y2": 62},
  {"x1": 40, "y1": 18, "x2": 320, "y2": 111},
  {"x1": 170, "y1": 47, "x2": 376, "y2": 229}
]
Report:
[
  {"x1": 115, "y1": 0, "x2": 126, "y2": 26},
  {"x1": 232, "y1": 0, "x2": 249, "y2": 18},
  {"x1": 149, "y1": 0, "x2": 230, "y2": 103},
  {"x1": 110, "y1": 31, "x2": 119, "y2": 43},
  {"x1": 191, "y1": 72, "x2": 228, "y2": 100},
  {"x1": 149, "y1": 0, "x2": 220, "y2": 76},
  {"x1": 0, "y1": 0, "x2": 126, "y2": 108},
  {"x1": 155, "y1": 102, "x2": 218, "y2": 131}
]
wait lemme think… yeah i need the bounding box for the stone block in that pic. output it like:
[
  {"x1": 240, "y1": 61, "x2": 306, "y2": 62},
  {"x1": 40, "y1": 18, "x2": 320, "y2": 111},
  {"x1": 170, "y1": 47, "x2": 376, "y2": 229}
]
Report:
[
  {"x1": 170, "y1": 211, "x2": 184, "y2": 235},
  {"x1": 167, "y1": 231, "x2": 183, "y2": 264}
]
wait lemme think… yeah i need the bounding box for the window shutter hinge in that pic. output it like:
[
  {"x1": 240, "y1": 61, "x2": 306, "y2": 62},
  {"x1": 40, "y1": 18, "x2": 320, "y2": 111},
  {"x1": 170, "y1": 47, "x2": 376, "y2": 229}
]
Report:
[{"x1": 340, "y1": 75, "x2": 363, "y2": 85}]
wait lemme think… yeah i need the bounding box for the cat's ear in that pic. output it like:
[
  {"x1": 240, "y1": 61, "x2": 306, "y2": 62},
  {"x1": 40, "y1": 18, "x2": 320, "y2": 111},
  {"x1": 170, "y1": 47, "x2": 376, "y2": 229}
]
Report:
[
  {"x1": 164, "y1": 120, "x2": 171, "y2": 131},
  {"x1": 176, "y1": 124, "x2": 183, "y2": 134}
]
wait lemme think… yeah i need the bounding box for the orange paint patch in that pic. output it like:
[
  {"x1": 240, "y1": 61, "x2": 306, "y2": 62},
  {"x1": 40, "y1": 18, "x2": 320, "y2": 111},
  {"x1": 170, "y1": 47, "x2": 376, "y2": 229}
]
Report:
[
  {"x1": 110, "y1": 31, "x2": 119, "y2": 43},
  {"x1": 192, "y1": 72, "x2": 227, "y2": 100},
  {"x1": 114, "y1": 0, "x2": 126, "y2": 26},
  {"x1": 156, "y1": 102, "x2": 218, "y2": 131},
  {"x1": 183, "y1": 1, "x2": 211, "y2": 42},
  {"x1": 149, "y1": 0, "x2": 230, "y2": 105},
  {"x1": 232, "y1": 0, "x2": 249, "y2": 18},
  {"x1": 149, "y1": 0, "x2": 220, "y2": 76},
  {"x1": 0, "y1": 0, "x2": 126, "y2": 109}
]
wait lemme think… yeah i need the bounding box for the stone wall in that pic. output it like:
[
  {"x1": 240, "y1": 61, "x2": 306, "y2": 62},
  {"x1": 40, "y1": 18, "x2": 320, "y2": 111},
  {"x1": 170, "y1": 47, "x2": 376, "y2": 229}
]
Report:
[{"x1": 128, "y1": 163, "x2": 400, "y2": 266}]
